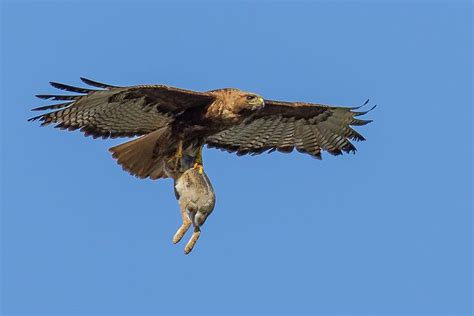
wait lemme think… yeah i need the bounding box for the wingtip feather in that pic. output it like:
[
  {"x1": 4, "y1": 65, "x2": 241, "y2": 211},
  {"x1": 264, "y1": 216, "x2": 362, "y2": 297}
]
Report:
[
  {"x1": 354, "y1": 104, "x2": 377, "y2": 116},
  {"x1": 80, "y1": 77, "x2": 117, "y2": 89},
  {"x1": 49, "y1": 81, "x2": 95, "y2": 93}
]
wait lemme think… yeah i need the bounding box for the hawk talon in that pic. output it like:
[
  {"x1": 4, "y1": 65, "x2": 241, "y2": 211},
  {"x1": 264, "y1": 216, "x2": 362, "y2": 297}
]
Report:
[
  {"x1": 193, "y1": 163, "x2": 204, "y2": 174},
  {"x1": 173, "y1": 156, "x2": 181, "y2": 171}
]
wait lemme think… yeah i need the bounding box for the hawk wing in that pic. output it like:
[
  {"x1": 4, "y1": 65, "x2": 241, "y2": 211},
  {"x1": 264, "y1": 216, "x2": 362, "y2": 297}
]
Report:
[
  {"x1": 206, "y1": 99, "x2": 375, "y2": 158},
  {"x1": 29, "y1": 78, "x2": 215, "y2": 138}
]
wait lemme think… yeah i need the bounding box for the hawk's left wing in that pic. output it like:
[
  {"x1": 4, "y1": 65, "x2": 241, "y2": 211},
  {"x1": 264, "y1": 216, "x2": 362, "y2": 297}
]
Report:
[{"x1": 206, "y1": 99, "x2": 375, "y2": 159}]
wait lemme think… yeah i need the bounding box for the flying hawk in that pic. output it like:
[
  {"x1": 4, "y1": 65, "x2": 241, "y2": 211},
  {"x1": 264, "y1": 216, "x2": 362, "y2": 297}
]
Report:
[{"x1": 29, "y1": 78, "x2": 374, "y2": 180}]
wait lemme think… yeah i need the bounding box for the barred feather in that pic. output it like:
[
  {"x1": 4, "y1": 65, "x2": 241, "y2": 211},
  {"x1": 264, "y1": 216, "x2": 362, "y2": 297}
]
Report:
[
  {"x1": 207, "y1": 99, "x2": 375, "y2": 159},
  {"x1": 49, "y1": 82, "x2": 97, "y2": 93},
  {"x1": 80, "y1": 77, "x2": 119, "y2": 89},
  {"x1": 30, "y1": 102, "x2": 73, "y2": 112},
  {"x1": 29, "y1": 78, "x2": 215, "y2": 138},
  {"x1": 35, "y1": 95, "x2": 81, "y2": 101}
]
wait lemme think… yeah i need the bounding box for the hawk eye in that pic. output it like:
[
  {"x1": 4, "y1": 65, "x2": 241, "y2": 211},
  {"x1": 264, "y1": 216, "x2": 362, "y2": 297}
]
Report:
[{"x1": 246, "y1": 95, "x2": 256, "y2": 101}]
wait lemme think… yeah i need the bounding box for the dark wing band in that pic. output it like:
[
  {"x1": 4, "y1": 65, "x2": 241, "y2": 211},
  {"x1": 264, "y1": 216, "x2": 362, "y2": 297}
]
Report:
[
  {"x1": 29, "y1": 78, "x2": 215, "y2": 138},
  {"x1": 206, "y1": 99, "x2": 374, "y2": 158}
]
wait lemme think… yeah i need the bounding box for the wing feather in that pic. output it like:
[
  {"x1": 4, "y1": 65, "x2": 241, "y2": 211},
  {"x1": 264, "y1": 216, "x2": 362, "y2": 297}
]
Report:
[
  {"x1": 29, "y1": 78, "x2": 215, "y2": 138},
  {"x1": 206, "y1": 99, "x2": 374, "y2": 159}
]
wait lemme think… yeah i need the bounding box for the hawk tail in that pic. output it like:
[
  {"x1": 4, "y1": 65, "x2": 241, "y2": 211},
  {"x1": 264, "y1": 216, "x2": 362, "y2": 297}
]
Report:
[{"x1": 109, "y1": 127, "x2": 174, "y2": 180}]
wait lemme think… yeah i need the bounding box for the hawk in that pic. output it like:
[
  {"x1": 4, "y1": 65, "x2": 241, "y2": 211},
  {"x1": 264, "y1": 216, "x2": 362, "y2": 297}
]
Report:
[
  {"x1": 29, "y1": 77, "x2": 375, "y2": 180},
  {"x1": 29, "y1": 78, "x2": 374, "y2": 254}
]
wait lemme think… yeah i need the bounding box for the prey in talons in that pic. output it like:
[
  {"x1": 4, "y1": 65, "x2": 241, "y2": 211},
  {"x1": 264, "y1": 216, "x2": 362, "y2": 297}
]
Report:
[{"x1": 165, "y1": 147, "x2": 215, "y2": 254}]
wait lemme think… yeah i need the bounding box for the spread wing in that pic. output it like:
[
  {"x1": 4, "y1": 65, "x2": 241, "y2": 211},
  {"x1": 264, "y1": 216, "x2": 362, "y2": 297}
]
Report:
[
  {"x1": 28, "y1": 78, "x2": 215, "y2": 138},
  {"x1": 206, "y1": 99, "x2": 375, "y2": 159}
]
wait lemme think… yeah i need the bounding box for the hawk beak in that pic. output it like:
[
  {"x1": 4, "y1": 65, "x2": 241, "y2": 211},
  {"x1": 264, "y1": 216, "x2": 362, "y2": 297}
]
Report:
[{"x1": 258, "y1": 97, "x2": 265, "y2": 108}]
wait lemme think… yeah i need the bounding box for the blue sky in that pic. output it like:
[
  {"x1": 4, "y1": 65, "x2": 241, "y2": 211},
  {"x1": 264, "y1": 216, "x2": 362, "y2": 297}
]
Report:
[{"x1": 1, "y1": 1, "x2": 472, "y2": 315}]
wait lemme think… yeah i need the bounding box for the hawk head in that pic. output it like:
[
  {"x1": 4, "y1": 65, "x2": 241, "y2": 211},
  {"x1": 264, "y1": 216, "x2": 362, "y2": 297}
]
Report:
[
  {"x1": 225, "y1": 89, "x2": 265, "y2": 114},
  {"x1": 242, "y1": 93, "x2": 265, "y2": 111},
  {"x1": 206, "y1": 88, "x2": 265, "y2": 121}
]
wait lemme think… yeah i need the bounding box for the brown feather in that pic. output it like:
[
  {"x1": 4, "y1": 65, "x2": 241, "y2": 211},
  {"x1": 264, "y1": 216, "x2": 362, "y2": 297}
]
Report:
[
  {"x1": 29, "y1": 79, "x2": 215, "y2": 138},
  {"x1": 108, "y1": 127, "x2": 173, "y2": 180},
  {"x1": 206, "y1": 99, "x2": 374, "y2": 159}
]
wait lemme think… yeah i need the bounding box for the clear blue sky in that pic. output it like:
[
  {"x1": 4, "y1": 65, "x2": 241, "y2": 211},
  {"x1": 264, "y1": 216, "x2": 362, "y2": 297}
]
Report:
[{"x1": 1, "y1": 1, "x2": 472, "y2": 315}]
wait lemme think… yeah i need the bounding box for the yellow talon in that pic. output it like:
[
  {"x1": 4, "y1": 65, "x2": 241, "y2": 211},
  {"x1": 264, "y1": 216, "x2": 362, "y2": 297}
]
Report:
[
  {"x1": 193, "y1": 146, "x2": 204, "y2": 174},
  {"x1": 193, "y1": 163, "x2": 204, "y2": 174}
]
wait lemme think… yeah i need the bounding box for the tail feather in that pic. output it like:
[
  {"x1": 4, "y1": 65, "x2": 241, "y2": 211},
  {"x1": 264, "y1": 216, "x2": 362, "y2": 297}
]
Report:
[
  {"x1": 149, "y1": 160, "x2": 167, "y2": 180},
  {"x1": 109, "y1": 127, "x2": 174, "y2": 180}
]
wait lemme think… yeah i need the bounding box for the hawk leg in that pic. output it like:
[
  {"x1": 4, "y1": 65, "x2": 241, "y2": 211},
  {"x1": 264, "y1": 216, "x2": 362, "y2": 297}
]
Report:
[
  {"x1": 172, "y1": 201, "x2": 191, "y2": 244},
  {"x1": 193, "y1": 146, "x2": 204, "y2": 174},
  {"x1": 184, "y1": 227, "x2": 201, "y2": 255},
  {"x1": 167, "y1": 139, "x2": 183, "y2": 172}
]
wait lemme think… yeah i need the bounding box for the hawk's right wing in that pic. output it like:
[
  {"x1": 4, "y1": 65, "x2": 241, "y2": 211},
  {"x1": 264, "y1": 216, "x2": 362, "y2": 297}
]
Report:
[{"x1": 29, "y1": 78, "x2": 216, "y2": 138}]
